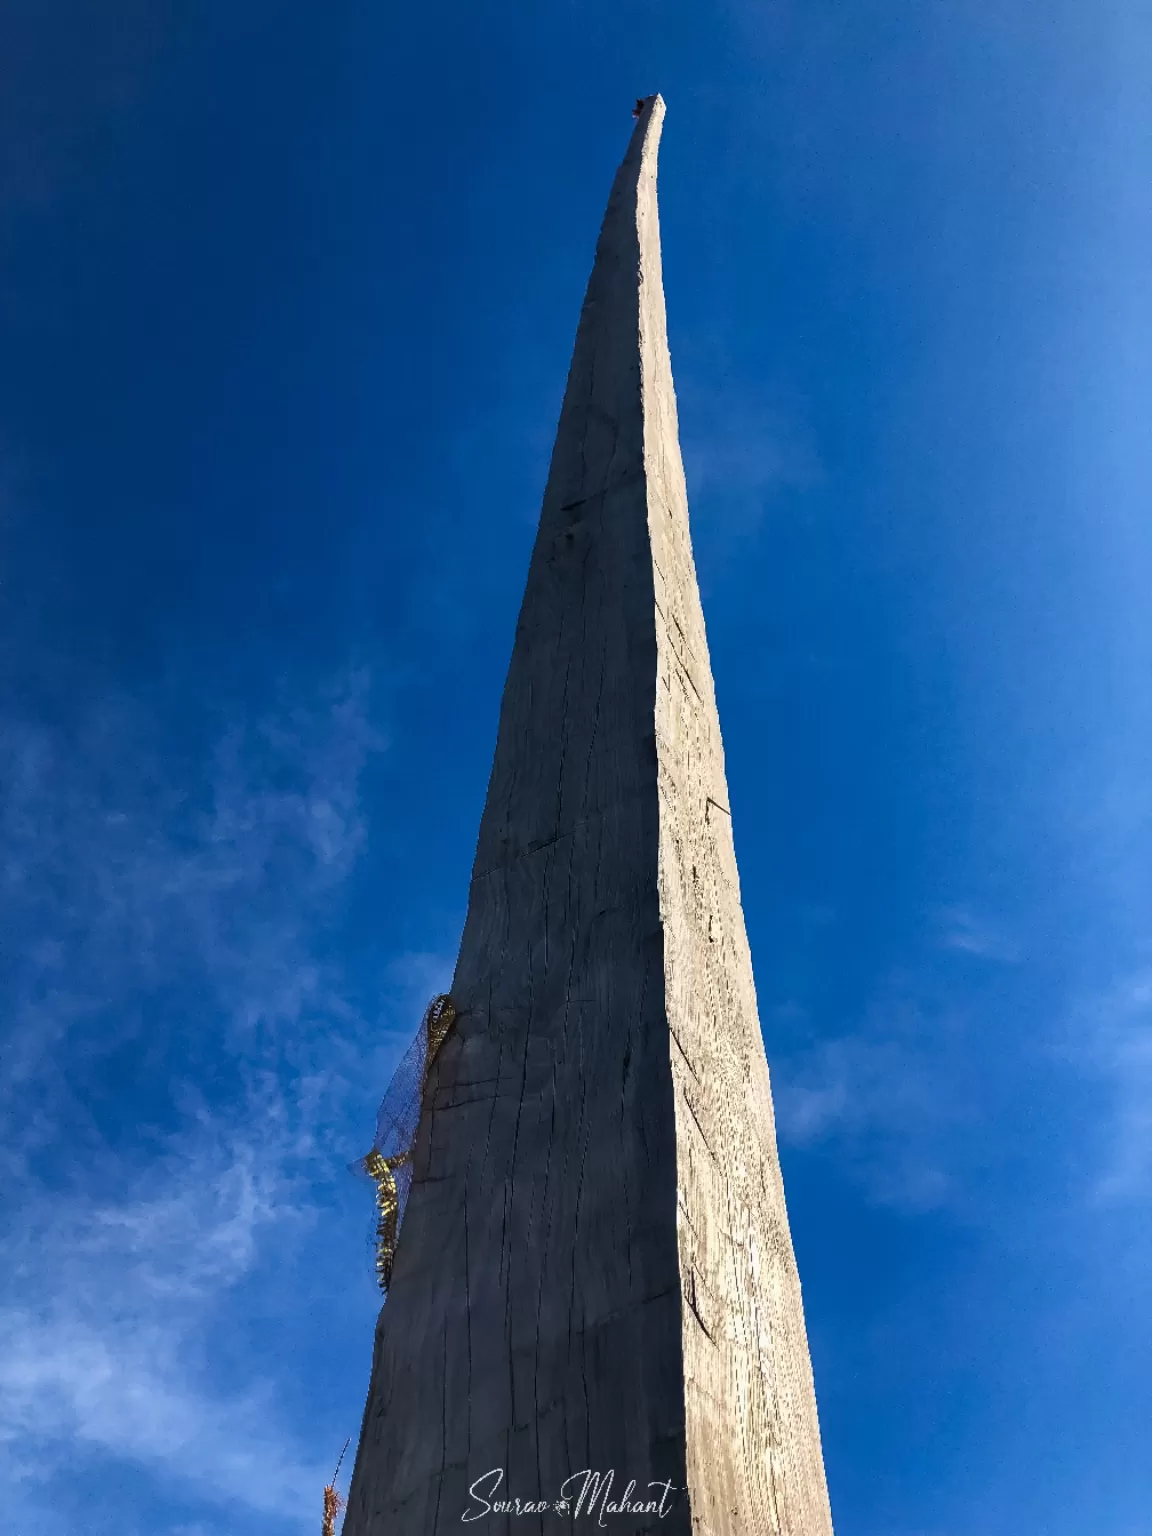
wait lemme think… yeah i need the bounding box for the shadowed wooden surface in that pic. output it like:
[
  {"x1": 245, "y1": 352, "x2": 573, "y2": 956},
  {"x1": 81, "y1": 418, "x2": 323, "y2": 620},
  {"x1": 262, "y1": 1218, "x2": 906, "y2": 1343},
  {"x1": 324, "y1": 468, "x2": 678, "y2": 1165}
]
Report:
[{"x1": 344, "y1": 96, "x2": 834, "y2": 1536}]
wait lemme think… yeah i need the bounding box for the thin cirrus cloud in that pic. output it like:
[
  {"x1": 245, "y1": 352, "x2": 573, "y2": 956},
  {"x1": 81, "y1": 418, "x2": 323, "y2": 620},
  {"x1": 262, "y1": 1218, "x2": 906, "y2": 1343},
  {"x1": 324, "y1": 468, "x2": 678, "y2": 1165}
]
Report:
[
  {"x1": 0, "y1": 669, "x2": 399, "y2": 1531},
  {"x1": 934, "y1": 906, "x2": 1020, "y2": 963},
  {"x1": 1068, "y1": 969, "x2": 1152, "y2": 1204},
  {"x1": 0, "y1": 1136, "x2": 322, "y2": 1521},
  {"x1": 681, "y1": 386, "x2": 824, "y2": 548},
  {"x1": 770, "y1": 985, "x2": 972, "y2": 1214}
]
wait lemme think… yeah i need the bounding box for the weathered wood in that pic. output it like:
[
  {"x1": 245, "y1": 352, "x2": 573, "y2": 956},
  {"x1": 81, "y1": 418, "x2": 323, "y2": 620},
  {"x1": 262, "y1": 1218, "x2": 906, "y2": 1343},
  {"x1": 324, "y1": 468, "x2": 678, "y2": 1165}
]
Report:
[{"x1": 344, "y1": 96, "x2": 834, "y2": 1536}]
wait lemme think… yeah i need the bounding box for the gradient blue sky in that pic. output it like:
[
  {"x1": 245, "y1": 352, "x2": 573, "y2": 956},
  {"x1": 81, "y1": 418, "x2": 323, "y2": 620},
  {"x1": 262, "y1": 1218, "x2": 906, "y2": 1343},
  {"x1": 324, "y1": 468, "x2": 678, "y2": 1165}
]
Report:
[{"x1": 1, "y1": 3, "x2": 1149, "y2": 1534}]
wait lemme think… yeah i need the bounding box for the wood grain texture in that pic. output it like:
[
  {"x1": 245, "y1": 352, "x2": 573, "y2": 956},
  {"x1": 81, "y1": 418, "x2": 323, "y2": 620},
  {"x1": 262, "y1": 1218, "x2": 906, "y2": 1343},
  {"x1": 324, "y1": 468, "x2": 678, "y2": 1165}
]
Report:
[{"x1": 343, "y1": 97, "x2": 834, "y2": 1536}]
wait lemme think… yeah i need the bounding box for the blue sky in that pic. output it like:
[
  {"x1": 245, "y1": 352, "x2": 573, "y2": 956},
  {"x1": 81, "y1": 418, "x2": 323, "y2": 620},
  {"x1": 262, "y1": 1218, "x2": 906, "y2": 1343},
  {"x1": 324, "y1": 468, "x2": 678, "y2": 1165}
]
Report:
[{"x1": 1, "y1": 2, "x2": 1149, "y2": 1533}]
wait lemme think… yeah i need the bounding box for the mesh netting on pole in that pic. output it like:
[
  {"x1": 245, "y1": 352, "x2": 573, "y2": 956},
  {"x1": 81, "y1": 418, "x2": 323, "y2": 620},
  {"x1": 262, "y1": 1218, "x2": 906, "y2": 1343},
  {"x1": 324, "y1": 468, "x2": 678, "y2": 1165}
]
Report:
[{"x1": 352, "y1": 993, "x2": 456, "y2": 1294}]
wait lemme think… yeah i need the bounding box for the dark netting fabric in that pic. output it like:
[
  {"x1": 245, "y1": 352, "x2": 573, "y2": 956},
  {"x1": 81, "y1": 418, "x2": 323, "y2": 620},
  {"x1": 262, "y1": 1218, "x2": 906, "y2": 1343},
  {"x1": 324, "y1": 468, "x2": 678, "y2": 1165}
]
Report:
[{"x1": 352, "y1": 993, "x2": 456, "y2": 1294}]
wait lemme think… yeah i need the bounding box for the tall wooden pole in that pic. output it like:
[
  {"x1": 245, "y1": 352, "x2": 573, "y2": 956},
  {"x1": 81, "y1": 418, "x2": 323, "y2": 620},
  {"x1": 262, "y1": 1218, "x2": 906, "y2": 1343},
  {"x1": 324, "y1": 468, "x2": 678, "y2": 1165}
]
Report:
[{"x1": 344, "y1": 96, "x2": 835, "y2": 1536}]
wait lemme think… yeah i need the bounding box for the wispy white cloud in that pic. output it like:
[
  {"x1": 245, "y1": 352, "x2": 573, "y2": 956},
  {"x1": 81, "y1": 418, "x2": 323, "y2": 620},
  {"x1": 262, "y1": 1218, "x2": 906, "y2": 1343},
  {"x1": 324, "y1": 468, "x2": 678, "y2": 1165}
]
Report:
[
  {"x1": 1069, "y1": 969, "x2": 1152, "y2": 1203},
  {"x1": 772, "y1": 983, "x2": 973, "y2": 1212},
  {"x1": 1044, "y1": 759, "x2": 1152, "y2": 1206},
  {"x1": 933, "y1": 904, "x2": 1020, "y2": 962},
  {"x1": 682, "y1": 385, "x2": 823, "y2": 543},
  {"x1": 0, "y1": 671, "x2": 386, "y2": 1530},
  {"x1": 775, "y1": 897, "x2": 1152, "y2": 1232},
  {"x1": 1, "y1": 673, "x2": 381, "y2": 1126},
  {"x1": 0, "y1": 1135, "x2": 323, "y2": 1518}
]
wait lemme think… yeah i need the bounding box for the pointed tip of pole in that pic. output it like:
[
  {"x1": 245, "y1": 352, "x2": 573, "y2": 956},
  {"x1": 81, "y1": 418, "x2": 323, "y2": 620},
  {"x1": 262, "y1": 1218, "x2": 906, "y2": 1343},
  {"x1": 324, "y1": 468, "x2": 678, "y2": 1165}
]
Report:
[
  {"x1": 631, "y1": 93, "x2": 666, "y2": 121},
  {"x1": 625, "y1": 93, "x2": 665, "y2": 166}
]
